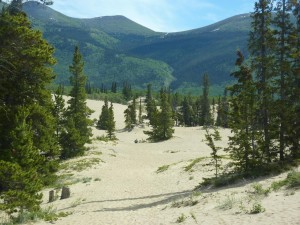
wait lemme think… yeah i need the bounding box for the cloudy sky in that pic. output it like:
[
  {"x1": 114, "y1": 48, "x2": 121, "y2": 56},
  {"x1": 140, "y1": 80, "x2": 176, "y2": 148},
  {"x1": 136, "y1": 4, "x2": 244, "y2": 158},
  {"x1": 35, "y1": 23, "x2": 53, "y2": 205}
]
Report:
[{"x1": 49, "y1": 0, "x2": 257, "y2": 32}]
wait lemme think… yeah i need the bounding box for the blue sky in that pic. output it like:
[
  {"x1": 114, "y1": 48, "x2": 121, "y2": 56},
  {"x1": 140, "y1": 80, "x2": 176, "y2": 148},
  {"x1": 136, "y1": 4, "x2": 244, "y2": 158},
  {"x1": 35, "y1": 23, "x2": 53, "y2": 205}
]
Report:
[{"x1": 49, "y1": 0, "x2": 257, "y2": 32}]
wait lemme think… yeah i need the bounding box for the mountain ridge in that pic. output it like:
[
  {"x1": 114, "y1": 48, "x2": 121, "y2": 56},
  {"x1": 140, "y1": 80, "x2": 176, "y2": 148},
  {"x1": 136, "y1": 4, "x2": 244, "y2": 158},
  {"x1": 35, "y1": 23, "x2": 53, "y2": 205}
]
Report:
[{"x1": 5, "y1": 1, "x2": 253, "y2": 93}]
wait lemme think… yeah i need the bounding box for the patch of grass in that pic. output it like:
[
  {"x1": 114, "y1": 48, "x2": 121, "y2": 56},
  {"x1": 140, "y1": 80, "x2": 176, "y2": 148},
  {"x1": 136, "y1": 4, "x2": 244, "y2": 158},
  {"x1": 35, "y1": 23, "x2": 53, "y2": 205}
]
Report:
[
  {"x1": 249, "y1": 202, "x2": 265, "y2": 214},
  {"x1": 190, "y1": 212, "x2": 197, "y2": 223},
  {"x1": 82, "y1": 177, "x2": 92, "y2": 183},
  {"x1": 94, "y1": 135, "x2": 118, "y2": 142},
  {"x1": 8, "y1": 206, "x2": 72, "y2": 224},
  {"x1": 156, "y1": 165, "x2": 170, "y2": 173},
  {"x1": 196, "y1": 172, "x2": 243, "y2": 189},
  {"x1": 184, "y1": 157, "x2": 206, "y2": 172},
  {"x1": 171, "y1": 197, "x2": 199, "y2": 208},
  {"x1": 60, "y1": 158, "x2": 102, "y2": 172},
  {"x1": 71, "y1": 198, "x2": 84, "y2": 208},
  {"x1": 251, "y1": 183, "x2": 270, "y2": 197},
  {"x1": 286, "y1": 171, "x2": 300, "y2": 188},
  {"x1": 176, "y1": 214, "x2": 186, "y2": 223},
  {"x1": 218, "y1": 195, "x2": 237, "y2": 210},
  {"x1": 271, "y1": 171, "x2": 300, "y2": 191},
  {"x1": 192, "y1": 191, "x2": 202, "y2": 197},
  {"x1": 94, "y1": 177, "x2": 101, "y2": 182}
]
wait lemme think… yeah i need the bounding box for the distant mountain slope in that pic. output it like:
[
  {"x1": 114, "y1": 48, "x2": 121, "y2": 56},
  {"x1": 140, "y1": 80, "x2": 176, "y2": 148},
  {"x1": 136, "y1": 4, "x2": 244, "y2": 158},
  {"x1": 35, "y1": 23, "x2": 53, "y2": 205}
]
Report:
[
  {"x1": 127, "y1": 14, "x2": 251, "y2": 87},
  {"x1": 19, "y1": 1, "x2": 252, "y2": 92}
]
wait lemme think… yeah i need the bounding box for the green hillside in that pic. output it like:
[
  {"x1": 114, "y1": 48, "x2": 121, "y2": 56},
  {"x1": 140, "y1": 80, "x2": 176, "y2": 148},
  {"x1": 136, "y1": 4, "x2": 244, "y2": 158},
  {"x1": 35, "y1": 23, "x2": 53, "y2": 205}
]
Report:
[{"x1": 20, "y1": 1, "x2": 252, "y2": 93}]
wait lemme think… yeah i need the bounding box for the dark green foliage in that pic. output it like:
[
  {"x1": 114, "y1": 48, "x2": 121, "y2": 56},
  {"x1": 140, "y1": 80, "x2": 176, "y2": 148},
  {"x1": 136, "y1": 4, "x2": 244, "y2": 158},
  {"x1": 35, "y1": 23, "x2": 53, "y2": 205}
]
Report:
[
  {"x1": 0, "y1": 6, "x2": 58, "y2": 215},
  {"x1": 122, "y1": 81, "x2": 132, "y2": 100},
  {"x1": 205, "y1": 129, "x2": 222, "y2": 178},
  {"x1": 0, "y1": 161, "x2": 43, "y2": 215},
  {"x1": 226, "y1": 51, "x2": 259, "y2": 173},
  {"x1": 200, "y1": 74, "x2": 212, "y2": 126},
  {"x1": 180, "y1": 96, "x2": 195, "y2": 126},
  {"x1": 145, "y1": 84, "x2": 158, "y2": 126},
  {"x1": 124, "y1": 97, "x2": 137, "y2": 130},
  {"x1": 97, "y1": 97, "x2": 110, "y2": 130},
  {"x1": 111, "y1": 81, "x2": 117, "y2": 93},
  {"x1": 53, "y1": 84, "x2": 65, "y2": 139},
  {"x1": 144, "y1": 88, "x2": 174, "y2": 141},
  {"x1": 106, "y1": 102, "x2": 116, "y2": 139},
  {"x1": 249, "y1": 0, "x2": 276, "y2": 163},
  {"x1": 21, "y1": 2, "x2": 253, "y2": 93},
  {"x1": 60, "y1": 46, "x2": 93, "y2": 159}
]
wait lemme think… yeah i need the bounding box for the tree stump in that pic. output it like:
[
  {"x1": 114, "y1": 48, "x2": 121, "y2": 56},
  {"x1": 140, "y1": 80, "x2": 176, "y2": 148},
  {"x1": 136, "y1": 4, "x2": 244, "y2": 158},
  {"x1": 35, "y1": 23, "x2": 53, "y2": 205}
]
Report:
[
  {"x1": 60, "y1": 186, "x2": 71, "y2": 199},
  {"x1": 49, "y1": 190, "x2": 55, "y2": 203}
]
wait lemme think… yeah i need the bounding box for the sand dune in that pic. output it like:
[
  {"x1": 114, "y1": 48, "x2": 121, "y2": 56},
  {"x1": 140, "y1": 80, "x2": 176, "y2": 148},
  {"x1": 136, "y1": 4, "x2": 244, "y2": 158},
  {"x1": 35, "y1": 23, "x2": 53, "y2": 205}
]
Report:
[{"x1": 35, "y1": 98, "x2": 300, "y2": 225}]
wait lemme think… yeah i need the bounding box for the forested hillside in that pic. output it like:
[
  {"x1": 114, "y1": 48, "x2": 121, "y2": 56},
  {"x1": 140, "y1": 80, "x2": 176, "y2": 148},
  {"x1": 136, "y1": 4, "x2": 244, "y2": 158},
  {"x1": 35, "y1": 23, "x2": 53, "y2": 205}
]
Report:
[{"x1": 21, "y1": 1, "x2": 251, "y2": 92}]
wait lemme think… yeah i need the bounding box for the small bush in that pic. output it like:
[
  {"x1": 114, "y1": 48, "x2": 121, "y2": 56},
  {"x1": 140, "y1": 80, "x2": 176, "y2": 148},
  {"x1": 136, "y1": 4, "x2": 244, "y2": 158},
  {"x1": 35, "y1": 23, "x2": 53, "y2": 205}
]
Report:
[
  {"x1": 156, "y1": 165, "x2": 169, "y2": 173},
  {"x1": 218, "y1": 195, "x2": 236, "y2": 210},
  {"x1": 251, "y1": 183, "x2": 270, "y2": 196},
  {"x1": 249, "y1": 202, "x2": 265, "y2": 214},
  {"x1": 286, "y1": 171, "x2": 300, "y2": 188},
  {"x1": 176, "y1": 214, "x2": 186, "y2": 223}
]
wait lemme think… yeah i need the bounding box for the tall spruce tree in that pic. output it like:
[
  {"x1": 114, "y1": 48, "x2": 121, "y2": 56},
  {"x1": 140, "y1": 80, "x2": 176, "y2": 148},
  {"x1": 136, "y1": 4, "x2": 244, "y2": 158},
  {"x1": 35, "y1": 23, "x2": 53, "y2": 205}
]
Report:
[
  {"x1": 60, "y1": 46, "x2": 93, "y2": 159},
  {"x1": 226, "y1": 51, "x2": 259, "y2": 173},
  {"x1": 272, "y1": 0, "x2": 295, "y2": 161},
  {"x1": 144, "y1": 88, "x2": 174, "y2": 141},
  {"x1": 97, "y1": 97, "x2": 109, "y2": 130},
  {"x1": 249, "y1": 0, "x2": 275, "y2": 163},
  {"x1": 200, "y1": 74, "x2": 212, "y2": 126},
  {"x1": 0, "y1": 5, "x2": 58, "y2": 214},
  {"x1": 107, "y1": 102, "x2": 116, "y2": 139},
  {"x1": 145, "y1": 84, "x2": 157, "y2": 126}
]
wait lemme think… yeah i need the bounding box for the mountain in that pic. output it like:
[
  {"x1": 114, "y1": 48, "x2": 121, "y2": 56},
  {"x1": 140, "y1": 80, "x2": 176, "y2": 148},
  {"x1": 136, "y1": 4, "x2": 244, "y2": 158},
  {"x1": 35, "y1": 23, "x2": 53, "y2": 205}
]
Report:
[{"x1": 20, "y1": 2, "x2": 251, "y2": 92}]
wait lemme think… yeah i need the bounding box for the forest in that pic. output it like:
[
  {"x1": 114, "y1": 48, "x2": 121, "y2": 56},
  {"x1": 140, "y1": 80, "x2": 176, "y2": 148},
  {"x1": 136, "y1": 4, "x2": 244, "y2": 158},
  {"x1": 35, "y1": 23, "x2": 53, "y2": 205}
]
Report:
[{"x1": 0, "y1": 0, "x2": 300, "y2": 224}]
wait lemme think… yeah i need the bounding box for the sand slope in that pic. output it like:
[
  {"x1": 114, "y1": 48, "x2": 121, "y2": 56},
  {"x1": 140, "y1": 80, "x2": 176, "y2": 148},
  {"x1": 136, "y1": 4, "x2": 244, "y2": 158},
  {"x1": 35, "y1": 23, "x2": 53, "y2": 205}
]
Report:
[{"x1": 35, "y1": 98, "x2": 300, "y2": 225}]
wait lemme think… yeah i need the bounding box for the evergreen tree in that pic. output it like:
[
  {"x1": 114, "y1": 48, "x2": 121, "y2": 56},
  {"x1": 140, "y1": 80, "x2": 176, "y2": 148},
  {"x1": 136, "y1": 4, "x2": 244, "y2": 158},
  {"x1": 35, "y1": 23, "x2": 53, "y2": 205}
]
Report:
[
  {"x1": 181, "y1": 96, "x2": 194, "y2": 126},
  {"x1": 53, "y1": 84, "x2": 65, "y2": 139},
  {"x1": 124, "y1": 97, "x2": 137, "y2": 130},
  {"x1": 226, "y1": 51, "x2": 259, "y2": 173},
  {"x1": 200, "y1": 74, "x2": 212, "y2": 126},
  {"x1": 220, "y1": 89, "x2": 229, "y2": 128},
  {"x1": 249, "y1": 0, "x2": 275, "y2": 163},
  {"x1": 144, "y1": 88, "x2": 174, "y2": 141},
  {"x1": 97, "y1": 97, "x2": 109, "y2": 130},
  {"x1": 122, "y1": 81, "x2": 132, "y2": 100},
  {"x1": 107, "y1": 102, "x2": 116, "y2": 139},
  {"x1": 205, "y1": 129, "x2": 222, "y2": 178},
  {"x1": 60, "y1": 46, "x2": 93, "y2": 159},
  {"x1": 138, "y1": 98, "x2": 143, "y2": 124},
  {"x1": 215, "y1": 96, "x2": 222, "y2": 127},
  {"x1": 111, "y1": 81, "x2": 117, "y2": 93},
  {"x1": 0, "y1": 6, "x2": 58, "y2": 214},
  {"x1": 145, "y1": 84, "x2": 157, "y2": 126},
  {"x1": 272, "y1": 0, "x2": 295, "y2": 161}
]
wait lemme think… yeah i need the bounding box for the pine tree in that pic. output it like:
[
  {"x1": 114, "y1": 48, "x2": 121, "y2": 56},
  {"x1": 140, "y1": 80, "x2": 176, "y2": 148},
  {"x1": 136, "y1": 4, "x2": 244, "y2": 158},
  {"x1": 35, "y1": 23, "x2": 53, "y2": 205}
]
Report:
[
  {"x1": 205, "y1": 129, "x2": 222, "y2": 178},
  {"x1": 60, "y1": 46, "x2": 93, "y2": 159},
  {"x1": 107, "y1": 102, "x2": 116, "y2": 139},
  {"x1": 144, "y1": 88, "x2": 174, "y2": 141},
  {"x1": 0, "y1": 6, "x2": 58, "y2": 214},
  {"x1": 97, "y1": 97, "x2": 109, "y2": 130},
  {"x1": 181, "y1": 96, "x2": 194, "y2": 126},
  {"x1": 249, "y1": 0, "x2": 275, "y2": 163},
  {"x1": 272, "y1": 0, "x2": 295, "y2": 161},
  {"x1": 138, "y1": 98, "x2": 143, "y2": 124},
  {"x1": 145, "y1": 84, "x2": 157, "y2": 126},
  {"x1": 226, "y1": 51, "x2": 259, "y2": 173},
  {"x1": 200, "y1": 74, "x2": 212, "y2": 126},
  {"x1": 53, "y1": 84, "x2": 65, "y2": 139}
]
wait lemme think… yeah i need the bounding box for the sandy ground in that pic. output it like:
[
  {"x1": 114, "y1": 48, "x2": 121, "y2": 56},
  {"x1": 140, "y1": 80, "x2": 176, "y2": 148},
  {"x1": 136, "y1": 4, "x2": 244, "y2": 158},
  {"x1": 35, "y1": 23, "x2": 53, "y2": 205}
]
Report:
[{"x1": 31, "y1": 98, "x2": 300, "y2": 225}]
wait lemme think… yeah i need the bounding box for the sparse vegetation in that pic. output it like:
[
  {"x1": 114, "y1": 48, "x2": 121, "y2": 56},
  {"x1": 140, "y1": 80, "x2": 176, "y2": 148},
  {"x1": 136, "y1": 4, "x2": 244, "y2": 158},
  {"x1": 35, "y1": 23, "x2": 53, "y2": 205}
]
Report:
[
  {"x1": 176, "y1": 213, "x2": 186, "y2": 223},
  {"x1": 156, "y1": 165, "x2": 170, "y2": 173},
  {"x1": 60, "y1": 158, "x2": 102, "y2": 172},
  {"x1": 249, "y1": 202, "x2": 265, "y2": 214},
  {"x1": 184, "y1": 157, "x2": 206, "y2": 172}
]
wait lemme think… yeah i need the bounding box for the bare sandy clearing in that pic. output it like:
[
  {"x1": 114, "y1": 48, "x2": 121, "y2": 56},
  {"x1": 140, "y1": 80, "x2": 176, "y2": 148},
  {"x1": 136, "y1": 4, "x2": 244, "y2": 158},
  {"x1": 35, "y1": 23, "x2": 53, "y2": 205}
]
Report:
[{"x1": 34, "y1": 98, "x2": 300, "y2": 225}]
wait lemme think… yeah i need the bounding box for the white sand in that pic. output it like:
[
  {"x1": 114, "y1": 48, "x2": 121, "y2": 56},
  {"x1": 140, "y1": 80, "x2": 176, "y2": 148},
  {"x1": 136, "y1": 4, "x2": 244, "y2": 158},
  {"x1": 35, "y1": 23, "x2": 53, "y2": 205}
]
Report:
[{"x1": 35, "y1": 98, "x2": 300, "y2": 225}]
